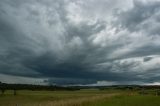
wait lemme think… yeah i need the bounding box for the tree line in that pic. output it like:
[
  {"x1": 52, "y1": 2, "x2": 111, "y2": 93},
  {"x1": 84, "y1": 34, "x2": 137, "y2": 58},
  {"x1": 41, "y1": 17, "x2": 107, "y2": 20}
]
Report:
[{"x1": 0, "y1": 82, "x2": 80, "y2": 95}]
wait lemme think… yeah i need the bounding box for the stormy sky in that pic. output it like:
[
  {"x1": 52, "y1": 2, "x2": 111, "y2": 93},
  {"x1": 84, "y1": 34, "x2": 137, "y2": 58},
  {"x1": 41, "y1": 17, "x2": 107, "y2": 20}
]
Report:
[{"x1": 1, "y1": 0, "x2": 160, "y2": 85}]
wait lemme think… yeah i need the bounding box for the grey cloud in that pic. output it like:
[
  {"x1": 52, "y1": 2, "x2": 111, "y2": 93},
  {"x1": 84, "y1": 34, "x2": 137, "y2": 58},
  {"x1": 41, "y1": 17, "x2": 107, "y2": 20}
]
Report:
[
  {"x1": 116, "y1": 0, "x2": 160, "y2": 35},
  {"x1": 143, "y1": 57, "x2": 153, "y2": 62},
  {"x1": 0, "y1": 0, "x2": 160, "y2": 85}
]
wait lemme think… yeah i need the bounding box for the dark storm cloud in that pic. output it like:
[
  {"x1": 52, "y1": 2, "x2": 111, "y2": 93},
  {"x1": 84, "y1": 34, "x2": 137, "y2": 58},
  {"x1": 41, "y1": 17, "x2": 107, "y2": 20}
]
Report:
[
  {"x1": 143, "y1": 57, "x2": 153, "y2": 62},
  {"x1": 0, "y1": 0, "x2": 160, "y2": 85}
]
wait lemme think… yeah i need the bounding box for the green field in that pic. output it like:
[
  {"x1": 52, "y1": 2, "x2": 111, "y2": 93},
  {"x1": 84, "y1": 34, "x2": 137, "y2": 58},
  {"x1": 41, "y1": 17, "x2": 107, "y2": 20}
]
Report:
[{"x1": 0, "y1": 89, "x2": 160, "y2": 106}]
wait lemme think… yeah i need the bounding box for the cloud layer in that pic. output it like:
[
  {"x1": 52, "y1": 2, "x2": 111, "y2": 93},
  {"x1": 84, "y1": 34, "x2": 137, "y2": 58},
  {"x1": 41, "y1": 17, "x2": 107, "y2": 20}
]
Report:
[{"x1": 0, "y1": 0, "x2": 160, "y2": 85}]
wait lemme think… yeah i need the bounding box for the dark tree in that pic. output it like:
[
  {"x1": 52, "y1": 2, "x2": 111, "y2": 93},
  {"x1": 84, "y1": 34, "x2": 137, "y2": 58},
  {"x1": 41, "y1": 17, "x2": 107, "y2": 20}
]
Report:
[
  {"x1": 1, "y1": 89, "x2": 5, "y2": 95},
  {"x1": 14, "y1": 89, "x2": 17, "y2": 96}
]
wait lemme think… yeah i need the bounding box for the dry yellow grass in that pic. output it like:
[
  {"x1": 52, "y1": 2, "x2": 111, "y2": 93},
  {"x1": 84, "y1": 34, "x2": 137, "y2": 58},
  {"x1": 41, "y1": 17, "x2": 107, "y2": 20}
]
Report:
[{"x1": 22, "y1": 94, "x2": 118, "y2": 106}]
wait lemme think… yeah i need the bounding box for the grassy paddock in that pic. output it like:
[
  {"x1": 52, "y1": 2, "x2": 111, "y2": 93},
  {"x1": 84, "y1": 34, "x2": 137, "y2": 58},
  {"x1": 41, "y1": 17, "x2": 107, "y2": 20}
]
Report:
[
  {"x1": 0, "y1": 89, "x2": 160, "y2": 106},
  {"x1": 87, "y1": 95, "x2": 160, "y2": 106}
]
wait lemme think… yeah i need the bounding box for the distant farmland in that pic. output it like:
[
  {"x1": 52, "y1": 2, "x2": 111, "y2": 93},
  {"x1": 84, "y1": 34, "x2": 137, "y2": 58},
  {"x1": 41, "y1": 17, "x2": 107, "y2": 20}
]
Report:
[{"x1": 0, "y1": 86, "x2": 160, "y2": 106}]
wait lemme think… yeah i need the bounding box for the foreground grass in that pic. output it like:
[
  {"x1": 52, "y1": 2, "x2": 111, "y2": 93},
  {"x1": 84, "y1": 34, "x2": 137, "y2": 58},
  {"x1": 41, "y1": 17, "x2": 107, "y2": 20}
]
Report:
[
  {"x1": 0, "y1": 89, "x2": 119, "y2": 106},
  {"x1": 87, "y1": 94, "x2": 160, "y2": 106},
  {"x1": 0, "y1": 90, "x2": 160, "y2": 106}
]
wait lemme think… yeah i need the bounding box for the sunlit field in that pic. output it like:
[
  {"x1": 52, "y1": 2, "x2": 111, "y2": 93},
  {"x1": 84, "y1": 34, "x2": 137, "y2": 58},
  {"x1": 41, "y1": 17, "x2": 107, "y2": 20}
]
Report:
[{"x1": 0, "y1": 89, "x2": 160, "y2": 106}]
